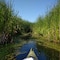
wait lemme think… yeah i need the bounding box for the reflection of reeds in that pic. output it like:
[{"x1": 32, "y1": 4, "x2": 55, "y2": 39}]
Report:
[{"x1": 37, "y1": 43, "x2": 59, "y2": 60}]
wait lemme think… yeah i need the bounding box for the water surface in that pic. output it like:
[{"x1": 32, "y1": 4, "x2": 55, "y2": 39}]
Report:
[{"x1": 16, "y1": 41, "x2": 46, "y2": 60}]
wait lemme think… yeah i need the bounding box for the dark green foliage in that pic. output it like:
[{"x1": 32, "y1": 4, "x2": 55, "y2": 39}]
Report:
[{"x1": 0, "y1": 0, "x2": 32, "y2": 44}]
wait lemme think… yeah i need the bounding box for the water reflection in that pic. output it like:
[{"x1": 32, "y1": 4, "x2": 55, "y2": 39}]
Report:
[{"x1": 16, "y1": 41, "x2": 46, "y2": 60}]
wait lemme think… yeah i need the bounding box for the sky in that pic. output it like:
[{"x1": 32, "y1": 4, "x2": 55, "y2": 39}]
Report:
[{"x1": 6, "y1": 0, "x2": 57, "y2": 22}]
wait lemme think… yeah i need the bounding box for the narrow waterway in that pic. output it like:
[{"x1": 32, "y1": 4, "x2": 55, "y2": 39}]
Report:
[{"x1": 16, "y1": 41, "x2": 46, "y2": 60}]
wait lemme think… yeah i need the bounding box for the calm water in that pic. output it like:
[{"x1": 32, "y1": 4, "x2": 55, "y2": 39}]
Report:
[
  {"x1": 16, "y1": 41, "x2": 46, "y2": 60},
  {"x1": 37, "y1": 44, "x2": 60, "y2": 60}
]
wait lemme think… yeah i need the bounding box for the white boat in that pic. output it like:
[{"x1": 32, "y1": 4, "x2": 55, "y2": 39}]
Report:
[{"x1": 23, "y1": 48, "x2": 38, "y2": 60}]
